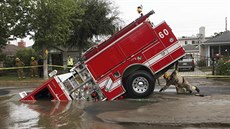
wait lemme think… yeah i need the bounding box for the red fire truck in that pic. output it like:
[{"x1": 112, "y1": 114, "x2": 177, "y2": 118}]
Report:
[{"x1": 19, "y1": 10, "x2": 185, "y2": 101}]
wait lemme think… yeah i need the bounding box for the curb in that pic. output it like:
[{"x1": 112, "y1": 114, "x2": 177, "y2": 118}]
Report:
[
  {"x1": 0, "y1": 75, "x2": 230, "y2": 87},
  {"x1": 0, "y1": 80, "x2": 45, "y2": 87},
  {"x1": 181, "y1": 75, "x2": 230, "y2": 78}
]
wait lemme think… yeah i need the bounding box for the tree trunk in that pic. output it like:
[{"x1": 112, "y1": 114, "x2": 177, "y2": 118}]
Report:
[{"x1": 42, "y1": 45, "x2": 48, "y2": 79}]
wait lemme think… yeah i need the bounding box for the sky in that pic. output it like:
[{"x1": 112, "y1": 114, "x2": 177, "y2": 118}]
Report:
[
  {"x1": 113, "y1": 0, "x2": 230, "y2": 37},
  {"x1": 12, "y1": 0, "x2": 230, "y2": 46}
]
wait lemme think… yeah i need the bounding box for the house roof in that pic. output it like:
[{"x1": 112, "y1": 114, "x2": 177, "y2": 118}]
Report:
[
  {"x1": 1, "y1": 44, "x2": 20, "y2": 56},
  {"x1": 203, "y1": 31, "x2": 230, "y2": 45},
  {"x1": 183, "y1": 44, "x2": 199, "y2": 51},
  {"x1": 178, "y1": 36, "x2": 198, "y2": 40}
]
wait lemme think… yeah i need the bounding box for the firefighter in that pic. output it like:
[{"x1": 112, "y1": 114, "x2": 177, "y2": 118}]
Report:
[
  {"x1": 67, "y1": 55, "x2": 74, "y2": 69},
  {"x1": 15, "y1": 58, "x2": 25, "y2": 79},
  {"x1": 159, "y1": 70, "x2": 200, "y2": 94},
  {"x1": 30, "y1": 57, "x2": 38, "y2": 77},
  {"x1": 137, "y1": 5, "x2": 143, "y2": 16}
]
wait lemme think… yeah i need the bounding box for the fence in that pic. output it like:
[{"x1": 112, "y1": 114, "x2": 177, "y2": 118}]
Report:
[
  {"x1": 0, "y1": 58, "x2": 230, "y2": 79},
  {"x1": 0, "y1": 65, "x2": 70, "y2": 78},
  {"x1": 175, "y1": 54, "x2": 230, "y2": 77}
]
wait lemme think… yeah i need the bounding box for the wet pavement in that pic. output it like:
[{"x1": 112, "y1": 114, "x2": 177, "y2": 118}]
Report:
[{"x1": 0, "y1": 77, "x2": 230, "y2": 129}]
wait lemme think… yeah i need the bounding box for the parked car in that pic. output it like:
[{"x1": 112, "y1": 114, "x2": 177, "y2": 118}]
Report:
[{"x1": 178, "y1": 54, "x2": 195, "y2": 71}]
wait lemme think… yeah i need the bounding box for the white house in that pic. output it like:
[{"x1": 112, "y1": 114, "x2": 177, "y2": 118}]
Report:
[{"x1": 178, "y1": 27, "x2": 212, "y2": 63}]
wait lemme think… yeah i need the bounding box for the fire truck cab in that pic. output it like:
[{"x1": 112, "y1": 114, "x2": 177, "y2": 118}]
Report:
[{"x1": 19, "y1": 10, "x2": 185, "y2": 101}]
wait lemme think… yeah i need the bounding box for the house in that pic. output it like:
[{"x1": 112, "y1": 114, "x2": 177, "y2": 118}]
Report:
[
  {"x1": 178, "y1": 26, "x2": 211, "y2": 46},
  {"x1": 178, "y1": 27, "x2": 212, "y2": 64},
  {"x1": 1, "y1": 44, "x2": 21, "y2": 57},
  {"x1": 1, "y1": 40, "x2": 26, "y2": 57},
  {"x1": 0, "y1": 44, "x2": 21, "y2": 70},
  {"x1": 201, "y1": 31, "x2": 230, "y2": 66},
  {"x1": 179, "y1": 36, "x2": 201, "y2": 46},
  {"x1": 48, "y1": 46, "x2": 80, "y2": 70}
]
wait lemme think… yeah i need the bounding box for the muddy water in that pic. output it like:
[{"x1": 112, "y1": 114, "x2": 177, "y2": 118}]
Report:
[
  {"x1": 0, "y1": 100, "x2": 86, "y2": 129},
  {"x1": 0, "y1": 77, "x2": 230, "y2": 129},
  {"x1": 1, "y1": 95, "x2": 226, "y2": 129},
  {"x1": 0, "y1": 93, "x2": 151, "y2": 129}
]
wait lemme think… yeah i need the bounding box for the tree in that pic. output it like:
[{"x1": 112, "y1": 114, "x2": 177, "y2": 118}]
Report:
[
  {"x1": 16, "y1": 48, "x2": 37, "y2": 66},
  {"x1": 1, "y1": 0, "x2": 82, "y2": 79},
  {"x1": 1, "y1": 0, "x2": 36, "y2": 47},
  {"x1": 212, "y1": 31, "x2": 224, "y2": 38},
  {"x1": 30, "y1": 0, "x2": 81, "y2": 79},
  {"x1": 1, "y1": 0, "x2": 121, "y2": 79},
  {"x1": 67, "y1": 0, "x2": 120, "y2": 52},
  {"x1": 0, "y1": 0, "x2": 13, "y2": 48},
  {"x1": 0, "y1": 18, "x2": 8, "y2": 48},
  {"x1": 32, "y1": 0, "x2": 120, "y2": 78}
]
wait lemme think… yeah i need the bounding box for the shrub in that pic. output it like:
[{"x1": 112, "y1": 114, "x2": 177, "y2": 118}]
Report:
[
  {"x1": 197, "y1": 59, "x2": 206, "y2": 67},
  {"x1": 16, "y1": 48, "x2": 37, "y2": 66},
  {"x1": 216, "y1": 61, "x2": 230, "y2": 75},
  {"x1": 0, "y1": 53, "x2": 6, "y2": 61}
]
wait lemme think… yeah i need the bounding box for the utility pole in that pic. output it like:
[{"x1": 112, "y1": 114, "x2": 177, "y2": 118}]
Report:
[{"x1": 225, "y1": 17, "x2": 228, "y2": 31}]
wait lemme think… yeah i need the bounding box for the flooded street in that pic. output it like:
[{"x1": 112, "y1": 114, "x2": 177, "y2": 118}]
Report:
[
  {"x1": 0, "y1": 78, "x2": 230, "y2": 129},
  {"x1": 0, "y1": 97, "x2": 149, "y2": 129},
  {"x1": 1, "y1": 101, "x2": 86, "y2": 129}
]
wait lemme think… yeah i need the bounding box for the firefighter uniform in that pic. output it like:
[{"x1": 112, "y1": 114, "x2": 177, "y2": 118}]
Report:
[
  {"x1": 137, "y1": 6, "x2": 143, "y2": 16},
  {"x1": 15, "y1": 58, "x2": 25, "y2": 79},
  {"x1": 160, "y1": 70, "x2": 200, "y2": 94},
  {"x1": 67, "y1": 55, "x2": 74, "y2": 68},
  {"x1": 30, "y1": 57, "x2": 38, "y2": 77}
]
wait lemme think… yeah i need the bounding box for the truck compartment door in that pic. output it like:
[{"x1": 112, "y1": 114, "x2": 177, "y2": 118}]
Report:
[
  {"x1": 117, "y1": 23, "x2": 157, "y2": 58},
  {"x1": 86, "y1": 45, "x2": 125, "y2": 79}
]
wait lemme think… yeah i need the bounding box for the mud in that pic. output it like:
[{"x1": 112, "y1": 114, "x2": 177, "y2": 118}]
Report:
[{"x1": 97, "y1": 94, "x2": 230, "y2": 127}]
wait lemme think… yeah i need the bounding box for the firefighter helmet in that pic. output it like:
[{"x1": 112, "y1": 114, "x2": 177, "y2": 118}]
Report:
[
  {"x1": 15, "y1": 58, "x2": 20, "y2": 61},
  {"x1": 137, "y1": 6, "x2": 142, "y2": 14},
  {"x1": 163, "y1": 72, "x2": 170, "y2": 79},
  {"x1": 31, "y1": 57, "x2": 35, "y2": 60}
]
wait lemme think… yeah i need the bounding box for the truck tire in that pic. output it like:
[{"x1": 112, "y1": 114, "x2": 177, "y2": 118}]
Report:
[{"x1": 125, "y1": 70, "x2": 155, "y2": 98}]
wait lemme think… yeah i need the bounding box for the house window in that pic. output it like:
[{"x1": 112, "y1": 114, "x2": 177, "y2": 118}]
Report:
[
  {"x1": 210, "y1": 46, "x2": 219, "y2": 58},
  {"x1": 192, "y1": 41, "x2": 195, "y2": 44},
  {"x1": 220, "y1": 45, "x2": 230, "y2": 57},
  {"x1": 185, "y1": 41, "x2": 188, "y2": 45}
]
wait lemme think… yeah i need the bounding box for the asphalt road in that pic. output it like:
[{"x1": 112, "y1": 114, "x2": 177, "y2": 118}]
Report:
[{"x1": 93, "y1": 77, "x2": 230, "y2": 129}]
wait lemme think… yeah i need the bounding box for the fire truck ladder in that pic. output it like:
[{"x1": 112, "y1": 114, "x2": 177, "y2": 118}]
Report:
[{"x1": 64, "y1": 64, "x2": 105, "y2": 101}]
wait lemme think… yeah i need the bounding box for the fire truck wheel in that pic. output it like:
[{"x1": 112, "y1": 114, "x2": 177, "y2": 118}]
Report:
[{"x1": 126, "y1": 70, "x2": 155, "y2": 98}]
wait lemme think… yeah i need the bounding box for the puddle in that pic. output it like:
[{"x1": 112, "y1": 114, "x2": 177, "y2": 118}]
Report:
[{"x1": 0, "y1": 95, "x2": 150, "y2": 129}]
